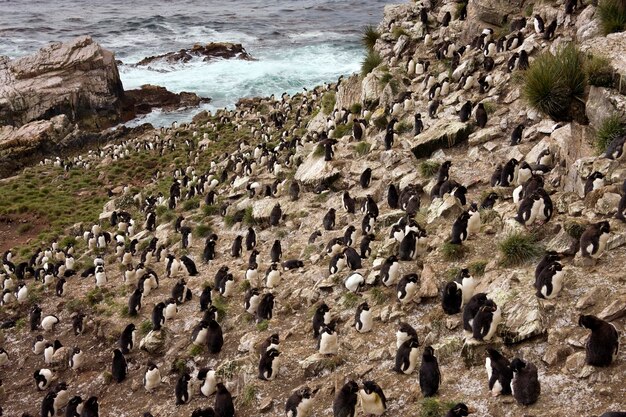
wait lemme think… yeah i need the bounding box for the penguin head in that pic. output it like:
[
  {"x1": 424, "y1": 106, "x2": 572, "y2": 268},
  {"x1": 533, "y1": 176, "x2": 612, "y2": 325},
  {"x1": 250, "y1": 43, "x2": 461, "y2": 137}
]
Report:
[
  {"x1": 423, "y1": 345, "x2": 436, "y2": 359},
  {"x1": 597, "y1": 220, "x2": 611, "y2": 234},
  {"x1": 406, "y1": 273, "x2": 419, "y2": 283},
  {"x1": 510, "y1": 358, "x2": 527, "y2": 373},
  {"x1": 299, "y1": 386, "x2": 313, "y2": 399},
  {"x1": 268, "y1": 333, "x2": 279, "y2": 344},
  {"x1": 359, "y1": 301, "x2": 370, "y2": 312},
  {"x1": 457, "y1": 268, "x2": 471, "y2": 280},
  {"x1": 181, "y1": 372, "x2": 191, "y2": 382},
  {"x1": 362, "y1": 380, "x2": 379, "y2": 395},
  {"x1": 317, "y1": 303, "x2": 330, "y2": 314},
  {"x1": 267, "y1": 348, "x2": 280, "y2": 358},
  {"x1": 578, "y1": 314, "x2": 603, "y2": 330},
  {"x1": 449, "y1": 403, "x2": 474, "y2": 416},
  {"x1": 486, "y1": 348, "x2": 503, "y2": 360},
  {"x1": 344, "y1": 380, "x2": 359, "y2": 394}
]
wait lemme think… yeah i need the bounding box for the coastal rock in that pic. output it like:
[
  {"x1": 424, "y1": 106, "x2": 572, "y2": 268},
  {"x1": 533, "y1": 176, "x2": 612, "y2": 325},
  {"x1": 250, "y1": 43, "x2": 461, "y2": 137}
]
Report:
[
  {"x1": 0, "y1": 36, "x2": 123, "y2": 129},
  {"x1": 294, "y1": 150, "x2": 341, "y2": 186},
  {"x1": 123, "y1": 85, "x2": 210, "y2": 115},
  {"x1": 0, "y1": 115, "x2": 72, "y2": 151},
  {"x1": 472, "y1": 0, "x2": 524, "y2": 26},
  {"x1": 409, "y1": 121, "x2": 472, "y2": 159},
  {"x1": 335, "y1": 75, "x2": 362, "y2": 112},
  {"x1": 136, "y1": 42, "x2": 253, "y2": 66}
]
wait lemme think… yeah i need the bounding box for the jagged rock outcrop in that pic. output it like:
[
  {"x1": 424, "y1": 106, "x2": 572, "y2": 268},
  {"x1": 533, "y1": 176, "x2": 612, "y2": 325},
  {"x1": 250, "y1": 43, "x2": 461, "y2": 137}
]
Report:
[
  {"x1": 122, "y1": 84, "x2": 211, "y2": 116},
  {"x1": 136, "y1": 42, "x2": 253, "y2": 66},
  {"x1": 472, "y1": 0, "x2": 527, "y2": 26},
  {"x1": 0, "y1": 36, "x2": 124, "y2": 129}
]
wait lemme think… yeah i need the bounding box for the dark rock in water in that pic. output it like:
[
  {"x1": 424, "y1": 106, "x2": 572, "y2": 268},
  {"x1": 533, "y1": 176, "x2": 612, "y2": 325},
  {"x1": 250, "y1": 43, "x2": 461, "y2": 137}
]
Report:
[
  {"x1": 122, "y1": 85, "x2": 211, "y2": 116},
  {"x1": 0, "y1": 35, "x2": 124, "y2": 130},
  {"x1": 136, "y1": 42, "x2": 254, "y2": 66}
]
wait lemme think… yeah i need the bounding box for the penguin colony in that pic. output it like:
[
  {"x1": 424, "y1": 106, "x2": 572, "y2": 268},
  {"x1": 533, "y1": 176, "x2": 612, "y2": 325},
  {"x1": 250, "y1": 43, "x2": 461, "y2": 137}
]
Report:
[{"x1": 0, "y1": 1, "x2": 625, "y2": 416}]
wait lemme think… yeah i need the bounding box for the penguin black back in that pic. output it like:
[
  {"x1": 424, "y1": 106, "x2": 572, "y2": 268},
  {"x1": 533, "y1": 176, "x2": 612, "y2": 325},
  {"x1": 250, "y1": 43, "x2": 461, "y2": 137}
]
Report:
[
  {"x1": 419, "y1": 346, "x2": 440, "y2": 397},
  {"x1": 214, "y1": 383, "x2": 235, "y2": 417},
  {"x1": 579, "y1": 314, "x2": 619, "y2": 367},
  {"x1": 333, "y1": 380, "x2": 358, "y2": 417},
  {"x1": 111, "y1": 349, "x2": 127, "y2": 383}
]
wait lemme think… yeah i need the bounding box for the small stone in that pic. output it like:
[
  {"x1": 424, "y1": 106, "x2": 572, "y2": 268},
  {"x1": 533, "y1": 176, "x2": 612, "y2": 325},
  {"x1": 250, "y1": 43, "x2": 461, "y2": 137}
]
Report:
[
  {"x1": 419, "y1": 264, "x2": 439, "y2": 298},
  {"x1": 259, "y1": 398, "x2": 273, "y2": 413},
  {"x1": 598, "y1": 296, "x2": 626, "y2": 321},
  {"x1": 575, "y1": 287, "x2": 603, "y2": 310},
  {"x1": 368, "y1": 348, "x2": 385, "y2": 361},
  {"x1": 542, "y1": 345, "x2": 573, "y2": 366},
  {"x1": 354, "y1": 364, "x2": 373, "y2": 378},
  {"x1": 380, "y1": 306, "x2": 390, "y2": 323},
  {"x1": 445, "y1": 318, "x2": 459, "y2": 330},
  {"x1": 564, "y1": 351, "x2": 586, "y2": 373}
]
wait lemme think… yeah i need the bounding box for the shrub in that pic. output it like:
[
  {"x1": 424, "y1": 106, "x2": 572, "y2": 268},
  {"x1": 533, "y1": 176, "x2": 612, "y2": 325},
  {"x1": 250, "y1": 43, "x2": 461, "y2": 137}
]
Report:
[
  {"x1": 189, "y1": 344, "x2": 203, "y2": 356},
  {"x1": 342, "y1": 292, "x2": 360, "y2": 308},
  {"x1": 498, "y1": 232, "x2": 542, "y2": 266},
  {"x1": 361, "y1": 51, "x2": 383, "y2": 76},
  {"x1": 333, "y1": 122, "x2": 353, "y2": 139},
  {"x1": 392, "y1": 26, "x2": 409, "y2": 39},
  {"x1": 373, "y1": 115, "x2": 388, "y2": 130},
  {"x1": 140, "y1": 320, "x2": 153, "y2": 336},
  {"x1": 362, "y1": 25, "x2": 380, "y2": 51},
  {"x1": 565, "y1": 221, "x2": 587, "y2": 240},
  {"x1": 396, "y1": 120, "x2": 413, "y2": 134},
  {"x1": 420, "y1": 161, "x2": 440, "y2": 177},
  {"x1": 442, "y1": 242, "x2": 468, "y2": 261},
  {"x1": 379, "y1": 72, "x2": 393, "y2": 87},
  {"x1": 522, "y1": 44, "x2": 586, "y2": 121},
  {"x1": 420, "y1": 398, "x2": 444, "y2": 417},
  {"x1": 350, "y1": 103, "x2": 362, "y2": 115},
  {"x1": 243, "y1": 207, "x2": 257, "y2": 226},
  {"x1": 17, "y1": 223, "x2": 33, "y2": 234},
  {"x1": 182, "y1": 198, "x2": 200, "y2": 211},
  {"x1": 256, "y1": 320, "x2": 269, "y2": 331},
  {"x1": 321, "y1": 91, "x2": 336, "y2": 115},
  {"x1": 194, "y1": 224, "x2": 212, "y2": 238},
  {"x1": 597, "y1": 0, "x2": 626, "y2": 35},
  {"x1": 585, "y1": 54, "x2": 613, "y2": 87},
  {"x1": 355, "y1": 142, "x2": 371, "y2": 156},
  {"x1": 468, "y1": 260, "x2": 487, "y2": 276},
  {"x1": 241, "y1": 385, "x2": 257, "y2": 407},
  {"x1": 595, "y1": 114, "x2": 625, "y2": 154},
  {"x1": 370, "y1": 287, "x2": 389, "y2": 305},
  {"x1": 203, "y1": 205, "x2": 220, "y2": 216}
]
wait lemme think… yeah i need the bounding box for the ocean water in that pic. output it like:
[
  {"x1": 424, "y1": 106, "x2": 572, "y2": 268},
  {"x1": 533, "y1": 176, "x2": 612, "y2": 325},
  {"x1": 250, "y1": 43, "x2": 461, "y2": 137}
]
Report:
[{"x1": 0, "y1": 0, "x2": 398, "y2": 126}]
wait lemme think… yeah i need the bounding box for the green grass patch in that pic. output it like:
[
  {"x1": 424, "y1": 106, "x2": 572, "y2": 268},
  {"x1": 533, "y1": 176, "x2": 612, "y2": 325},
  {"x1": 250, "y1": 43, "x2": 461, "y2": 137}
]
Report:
[
  {"x1": 419, "y1": 161, "x2": 440, "y2": 177},
  {"x1": 522, "y1": 43, "x2": 586, "y2": 121},
  {"x1": 350, "y1": 103, "x2": 362, "y2": 115},
  {"x1": 333, "y1": 122, "x2": 353, "y2": 139},
  {"x1": 362, "y1": 25, "x2": 380, "y2": 51},
  {"x1": 442, "y1": 242, "x2": 468, "y2": 261},
  {"x1": 585, "y1": 54, "x2": 614, "y2": 87},
  {"x1": 392, "y1": 26, "x2": 410, "y2": 39},
  {"x1": 373, "y1": 115, "x2": 388, "y2": 130},
  {"x1": 16, "y1": 223, "x2": 33, "y2": 234},
  {"x1": 212, "y1": 295, "x2": 228, "y2": 321},
  {"x1": 189, "y1": 344, "x2": 204, "y2": 357},
  {"x1": 355, "y1": 142, "x2": 371, "y2": 156},
  {"x1": 140, "y1": 320, "x2": 153, "y2": 336},
  {"x1": 564, "y1": 221, "x2": 587, "y2": 240},
  {"x1": 313, "y1": 144, "x2": 326, "y2": 158},
  {"x1": 468, "y1": 260, "x2": 487, "y2": 277},
  {"x1": 361, "y1": 51, "x2": 383, "y2": 76},
  {"x1": 243, "y1": 206, "x2": 257, "y2": 226},
  {"x1": 194, "y1": 223, "x2": 212, "y2": 238},
  {"x1": 595, "y1": 114, "x2": 625, "y2": 154},
  {"x1": 321, "y1": 91, "x2": 336, "y2": 115},
  {"x1": 342, "y1": 292, "x2": 360, "y2": 308},
  {"x1": 482, "y1": 101, "x2": 496, "y2": 115},
  {"x1": 240, "y1": 384, "x2": 257, "y2": 407},
  {"x1": 498, "y1": 232, "x2": 543, "y2": 266},
  {"x1": 203, "y1": 205, "x2": 220, "y2": 217},
  {"x1": 370, "y1": 287, "x2": 389, "y2": 305},
  {"x1": 396, "y1": 120, "x2": 413, "y2": 134},
  {"x1": 256, "y1": 320, "x2": 269, "y2": 331},
  {"x1": 182, "y1": 197, "x2": 200, "y2": 211},
  {"x1": 598, "y1": 0, "x2": 626, "y2": 35}
]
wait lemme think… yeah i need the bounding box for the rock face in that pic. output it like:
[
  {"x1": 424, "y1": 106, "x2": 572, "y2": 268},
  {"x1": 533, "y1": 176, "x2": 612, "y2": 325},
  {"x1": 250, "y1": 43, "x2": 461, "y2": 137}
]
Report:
[
  {"x1": 0, "y1": 36, "x2": 124, "y2": 129},
  {"x1": 471, "y1": 0, "x2": 526, "y2": 26},
  {"x1": 123, "y1": 85, "x2": 211, "y2": 116},
  {"x1": 409, "y1": 121, "x2": 472, "y2": 159},
  {"x1": 136, "y1": 43, "x2": 253, "y2": 66}
]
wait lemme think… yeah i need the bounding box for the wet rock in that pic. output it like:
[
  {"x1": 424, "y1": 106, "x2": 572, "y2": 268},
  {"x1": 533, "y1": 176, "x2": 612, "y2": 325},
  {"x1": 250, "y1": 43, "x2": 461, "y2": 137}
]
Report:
[
  {"x1": 419, "y1": 264, "x2": 439, "y2": 298},
  {"x1": 410, "y1": 121, "x2": 472, "y2": 159},
  {"x1": 136, "y1": 42, "x2": 252, "y2": 66},
  {"x1": 123, "y1": 85, "x2": 210, "y2": 116}
]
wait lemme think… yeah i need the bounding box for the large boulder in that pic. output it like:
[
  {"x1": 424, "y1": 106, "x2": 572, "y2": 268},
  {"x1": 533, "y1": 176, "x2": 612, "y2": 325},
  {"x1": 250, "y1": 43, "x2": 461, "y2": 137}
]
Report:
[
  {"x1": 335, "y1": 75, "x2": 362, "y2": 111},
  {"x1": 0, "y1": 36, "x2": 123, "y2": 129},
  {"x1": 294, "y1": 149, "x2": 341, "y2": 186},
  {"x1": 123, "y1": 85, "x2": 210, "y2": 116},
  {"x1": 0, "y1": 115, "x2": 72, "y2": 151},
  {"x1": 471, "y1": 0, "x2": 526, "y2": 26},
  {"x1": 136, "y1": 42, "x2": 253, "y2": 66},
  {"x1": 408, "y1": 121, "x2": 472, "y2": 159},
  {"x1": 581, "y1": 31, "x2": 626, "y2": 94}
]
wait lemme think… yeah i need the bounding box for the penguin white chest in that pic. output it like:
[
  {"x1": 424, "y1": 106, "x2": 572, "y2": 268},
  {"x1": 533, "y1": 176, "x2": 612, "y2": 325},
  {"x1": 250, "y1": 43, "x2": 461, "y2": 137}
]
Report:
[
  {"x1": 399, "y1": 282, "x2": 417, "y2": 303},
  {"x1": 461, "y1": 277, "x2": 477, "y2": 305},
  {"x1": 144, "y1": 368, "x2": 161, "y2": 391},
  {"x1": 484, "y1": 308, "x2": 502, "y2": 341},
  {"x1": 223, "y1": 280, "x2": 235, "y2": 297},
  {"x1": 407, "y1": 346, "x2": 420, "y2": 373},
  {"x1": 201, "y1": 372, "x2": 217, "y2": 397},
  {"x1": 247, "y1": 295, "x2": 261, "y2": 314},
  {"x1": 359, "y1": 390, "x2": 385, "y2": 415},
  {"x1": 319, "y1": 332, "x2": 338, "y2": 355},
  {"x1": 165, "y1": 304, "x2": 177, "y2": 321},
  {"x1": 345, "y1": 274, "x2": 364, "y2": 293},
  {"x1": 266, "y1": 270, "x2": 281, "y2": 288},
  {"x1": 357, "y1": 310, "x2": 373, "y2": 333},
  {"x1": 467, "y1": 212, "x2": 481, "y2": 235},
  {"x1": 595, "y1": 232, "x2": 610, "y2": 258}
]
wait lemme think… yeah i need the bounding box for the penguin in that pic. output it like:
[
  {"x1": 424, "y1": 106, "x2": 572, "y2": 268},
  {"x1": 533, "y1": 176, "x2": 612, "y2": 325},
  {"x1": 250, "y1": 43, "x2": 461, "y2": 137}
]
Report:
[
  {"x1": 151, "y1": 302, "x2": 166, "y2": 330},
  {"x1": 33, "y1": 335, "x2": 46, "y2": 355},
  {"x1": 343, "y1": 247, "x2": 362, "y2": 270},
  {"x1": 342, "y1": 225, "x2": 356, "y2": 247},
  {"x1": 285, "y1": 386, "x2": 314, "y2": 417},
  {"x1": 206, "y1": 318, "x2": 224, "y2": 354},
  {"x1": 475, "y1": 103, "x2": 488, "y2": 128},
  {"x1": 617, "y1": 179, "x2": 626, "y2": 222},
  {"x1": 34, "y1": 368, "x2": 56, "y2": 390},
  {"x1": 398, "y1": 231, "x2": 417, "y2": 260},
  {"x1": 128, "y1": 288, "x2": 143, "y2": 316},
  {"x1": 271, "y1": 239, "x2": 282, "y2": 263},
  {"x1": 119, "y1": 323, "x2": 136, "y2": 354},
  {"x1": 459, "y1": 100, "x2": 472, "y2": 122},
  {"x1": 584, "y1": 171, "x2": 604, "y2": 196},
  {"x1": 442, "y1": 281, "x2": 463, "y2": 315},
  {"x1": 354, "y1": 301, "x2": 372, "y2": 333},
  {"x1": 214, "y1": 382, "x2": 235, "y2": 417},
  {"x1": 510, "y1": 124, "x2": 525, "y2": 145},
  {"x1": 507, "y1": 53, "x2": 519, "y2": 72},
  {"x1": 419, "y1": 346, "x2": 441, "y2": 397},
  {"x1": 203, "y1": 239, "x2": 216, "y2": 263},
  {"x1": 256, "y1": 293, "x2": 275, "y2": 322},
  {"x1": 312, "y1": 303, "x2": 331, "y2": 338},
  {"x1": 269, "y1": 203, "x2": 282, "y2": 226},
  {"x1": 53, "y1": 381, "x2": 69, "y2": 413},
  {"x1": 580, "y1": 220, "x2": 611, "y2": 259},
  {"x1": 44, "y1": 340, "x2": 61, "y2": 364},
  {"x1": 333, "y1": 380, "x2": 358, "y2": 417},
  {"x1": 65, "y1": 396, "x2": 83, "y2": 417},
  {"x1": 445, "y1": 403, "x2": 475, "y2": 417},
  {"x1": 485, "y1": 348, "x2": 513, "y2": 396},
  {"x1": 533, "y1": 14, "x2": 545, "y2": 33},
  {"x1": 318, "y1": 322, "x2": 338, "y2": 355},
  {"x1": 94, "y1": 265, "x2": 107, "y2": 287},
  {"x1": 41, "y1": 315, "x2": 60, "y2": 331},
  {"x1": 144, "y1": 362, "x2": 161, "y2": 392},
  {"x1": 360, "y1": 168, "x2": 372, "y2": 188},
  {"x1": 191, "y1": 408, "x2": 216, "y2": 417},
  {"x1": 172, "y1": 279, "x2": 192, "y2": 304},
  {"x1": 359, "y1": 234, "x2": 375, "y2": 259},
  {"x1": 378, "y1": 255, "x2": 399, "y2": 287},
  {"x1": 180, "y1": 255, "x2": 198, "y2": 276},
  {"x1": 41, "y1": 391, "x2": 57, "y2": 417},
  {"x1": 258, "y1": 348, "x2": 280, "y2": 380},
  {"x1": 323, "y1": 208, "x2": 336, "y2": 230},
  {"x1": 191, "y1": 320, "x2": 210, "y2": 346},
  {"x1": 111, "y1": 349, "x2": 128, "y2": 383},
  {"x1": 472, "y1": 299, "x2": 501, "y2": 341},
  {"x1": 200, "y1": 286, "x2": 212, "y2": 311},
  {"x1": 463, "y1": 293, "x2": 488, "y2": 333},
  {"x1": 70, "y1": 346, "x2": 84, "y2": 370},
  {"x1": 283, "y1": 259, "x2": 304, "y2": 270},
  {"x1": 534, "y1": 261, "x2": 564, "y2": 299},
  {"x1": 359, "y1": 380, "x2": 387, "y2": 416},
  {"x1": 394, "y1": 337, "x2": 420, "y2": 374},
  {"x1": 450, "y1": 212, "x2": 470, "y2": 245},
  {"x1": 342, "y1": 191, "x2": 356, "y2": 213},
  {"x1": 231, "y1": 236, "x2": 243, "y2": 258},
  {"x1": 535, "y1": 251, "x2": 561, "y2": 279},
  {"x1": 605, "y1": 135, "x2": 626, "y2": 160},
  {"x1": 30, "y1": 304, "x2": 42, "y2": 331},
  {"x1": 490, "y1": 165, "x2": 503, "y2": 187},
  {"x1": 397, "y1": 273, "x2": 418, "y2": 304},
  {"x1": 500, "y1": 158, "x2": 519, "y2": 186},
  {"x1": 466, "y1": 203, "x2": 481, "y2": 237},
  {"x1": 518, "y1": 50, "x2": 529, "y2": 70},
  {"x1": 244, "y1": 288, "x2": 261, "y2": 315},
  {"x1": 217, "y1": 273, "x2": 235, "y2": 297},
  {"x1": 428, "y1": 99, "x2": 440, "y2": 118},
  {"x1": 175, "y1": 373, "x2": 192, "y2": 405},
  {"x1": 81, "y1": 396, "x2": 99, "y2": 417},
  {"x1": 579, "y1": 314, "x2": 619, "y2": 366},
  {"x1": 414, "y1": 113, "x2": 424, "y2": 135},
  {"x1": 510, "y1": 358, "x2": 541, "y2": 405},
  {"x1": 544, "y1": 19, "x2": 557, "y2": 40},
  {"x1": 245, "y1": 227, "x2": 257, "y2": 251},
  {"x1": 197, "y1": 368, "x2": 217, "y2": 397}
]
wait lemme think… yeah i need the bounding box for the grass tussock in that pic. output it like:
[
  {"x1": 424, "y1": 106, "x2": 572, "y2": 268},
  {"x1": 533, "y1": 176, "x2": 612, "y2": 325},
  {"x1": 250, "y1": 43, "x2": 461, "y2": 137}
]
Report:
[
  {"x1": 362, "y1": 25, "x2": 380, "y2": 51},
  {"x1": 256, "y1": 320, "x2": 269, "y2": 331},
  {"x1": 194, "y1": 223, "x2": 212, "y2": 238},
  {"x1": 564, "y1": 221, "x2": 587, "y2": 240},
  {"x1": 442, "y1": 242, "x2": 468, "y2": 261},
  {"x1": 468, "y1": 260, "x2": 488, "y2": 277},
  {"x1": 498, "y1": 232, "x2": 542, "y2": 266},
  {"x1": 370, "y1": 287, "x2": 389, "y2": 305},
  {"x1": 333, "y1": 122, "x2": 353, "y2": 139},
  {"x1": 240, "y1": 385, "x2": 257, "y2": 407},
  {"x1": 585, "y1": 54, "x2": 614, "y2": 87},
  {"x1": 598, "y1": 0, "x2": 626, "y2": 35},
  {"x1": 189, "y1": 344, "x2": 203, "y2": 357},
  {"x1": 321, "y1": 91, "x2": 336, "y2": 115},
  {"x1": 361, "y1": 51, "x2": 383, "y2": 77},
  {"x1": 522, "y1": 44, "x2": 586, "y2": 121},
  {"x1": 373, "y1": 115, "x2": 388, "y2": 130},
  {"x1": 419, "y1": 161, "x2": 440, "y2": 177},
  {"x1": 595, "y1": 114, "x2": 625, "y2": 154},
  {"x1": 342, "y1": 292, "x2": 360, "y2": 308},
  {"x1": 396, "y1": 120, "x2": 413, "y2": 134},
  {"x1": 350, "y1": 103, "x2": 362, "y2": 115},
  {"x1": 392, "y1": 26, "x2": 410, "y2": 39},
  {"x1": 355, "y1": 142, "x2": 371, "y2": 156}
]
